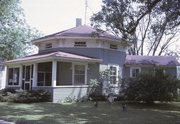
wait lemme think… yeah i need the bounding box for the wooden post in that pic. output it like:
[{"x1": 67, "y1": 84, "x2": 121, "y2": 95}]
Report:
[
  {"x1": 4, "y1": 66, "x2": 8, "y2": 88},
  {"x1": 19, "y1": 65, "x2": 23, "y2": 88},
  {"x1": 33, "y1": 63, "x2": 37, "y2": 87},
  {"x1": 52, "y1": 60, "x2": 57, "y2": 87}
]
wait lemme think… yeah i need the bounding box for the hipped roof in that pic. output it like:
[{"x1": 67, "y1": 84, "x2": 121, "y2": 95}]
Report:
[
  {"x1": 125, "y1": 55, "x2": 180, "y2": 66},
  {"x1": 33, "y1": 25, "x2": 121, "y2": 43},
  {"x1": 4, "y1": 51, "x2": 102, "y2": 64}
]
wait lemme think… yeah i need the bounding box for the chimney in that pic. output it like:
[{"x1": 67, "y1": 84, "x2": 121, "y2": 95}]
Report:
[{"x1": 76, "y1": 18, "x2": 82, "y2": 27}]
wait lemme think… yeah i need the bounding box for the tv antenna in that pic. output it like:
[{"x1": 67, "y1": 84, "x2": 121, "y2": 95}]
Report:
[
  {"x1": 84, "y1": 0, "x2": 88, "y2": 25},
  {"x1": 84, "y1": 0, "x2": 94, "y2": 25}
]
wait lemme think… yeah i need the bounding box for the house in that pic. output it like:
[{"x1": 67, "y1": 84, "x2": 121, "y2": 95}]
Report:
[
  {"x1": 0, "y1": 62, "x2": 6, "y2": 89},
  {"x1": 124, "y1": 55, "x2": 180, "y2": 78},
  {"x1": 3, "y1": 21, "x2": 130, "y2": 102},
  {"x1": 3, "y1": 21, "x2": 180, "y2": 102}
]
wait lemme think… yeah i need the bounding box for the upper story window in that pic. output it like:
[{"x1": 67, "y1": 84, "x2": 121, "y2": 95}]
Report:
[
  {"x1": 74, "y1": 42, "x2": 87, "y2": 47},
  {"x1": 110, "y1": 44, "x2": 118, "y2": 50},
  {"x1": 45, "y1": 43, "x2": 52, "y2": 49},
  {"x1": 130, "y1": 67, "x2": 141, "y2": 78}
]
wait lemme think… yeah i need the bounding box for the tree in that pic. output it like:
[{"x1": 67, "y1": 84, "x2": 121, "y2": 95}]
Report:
[
  {"x1": 0, "y1": 0, "x2": 41, "y2": 60},
  {"x1": 91, "y1": 0, "x2": 180, "y2": 56}
]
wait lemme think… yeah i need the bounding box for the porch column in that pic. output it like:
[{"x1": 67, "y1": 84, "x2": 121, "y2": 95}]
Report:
[
  {"x1": 5, "y1": 66, "x2": 8, "y2": 88},
  {"x1": 52, "y1": 60, "x2": 57, "y2": 87},
  {"x1": 19, "y1": 65, "x2": 23, "y2": 88},
  {"x1": 33, "y1": 63, "x2": 37, "y2": 87}
]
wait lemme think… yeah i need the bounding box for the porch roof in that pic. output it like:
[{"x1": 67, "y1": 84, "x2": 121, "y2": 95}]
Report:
[
  {"x1": 4, "y1": 51, "x2": 102, "y2": 64},
  {"x1": 125, "y1": 55, "x2": 180, "y2": 66}
]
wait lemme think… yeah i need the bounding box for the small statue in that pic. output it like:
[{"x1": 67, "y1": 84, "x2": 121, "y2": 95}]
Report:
[
  {"x1": 107, "y1": 94, "x2": 114, "y2": 106},
  {"x1": 122, "y1": 101, "x2": 127, "y2": 111},
  {"x1": 94, "y1": 100, "x2": 98, "y2": 107}
]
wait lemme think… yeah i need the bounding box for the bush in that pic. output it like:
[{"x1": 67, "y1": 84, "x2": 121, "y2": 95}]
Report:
[
  {"x1": 64, "y1": 93, "x2": 76, "y2": 103},
  {"x1": 0, "y1": 89, "x2": 51, "y2": 103},
  {"x1": 122, "y1": 70, "x2": 180, "y2": 103}
]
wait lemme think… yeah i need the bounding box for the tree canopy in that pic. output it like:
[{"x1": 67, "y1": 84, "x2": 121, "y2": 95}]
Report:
[
  {"x1": 91, "y1": 0, "x2": 180, "y2": 56},
  {"x1": 0, "y1": 0, "x2": 41, "y2": 60}
]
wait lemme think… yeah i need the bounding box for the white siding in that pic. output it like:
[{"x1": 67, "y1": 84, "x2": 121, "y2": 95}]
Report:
[
  {"x1": 35, "y1": 38, "x2": 126, "y2": 52},
  {"x1": 0, "y1": 66, "x2": 6, "y2": 89}
]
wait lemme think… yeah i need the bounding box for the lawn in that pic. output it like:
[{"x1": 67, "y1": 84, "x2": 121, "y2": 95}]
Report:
[{"x1": 0, "y1": 102, "x2": 179, "y2": 124}]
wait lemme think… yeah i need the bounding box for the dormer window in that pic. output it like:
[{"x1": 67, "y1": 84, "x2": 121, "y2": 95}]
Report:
[
  {"x1": 45, "y1": 43, "x2": 52, "y2": 49},
  {"x1": 74, "y1": 42, "x2": 86, "y2": 47},
  {"x1": 110, "y1": 44, "x2": 118, "y2": 50}
]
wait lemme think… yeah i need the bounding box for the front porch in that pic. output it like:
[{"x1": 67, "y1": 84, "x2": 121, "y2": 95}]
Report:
[{"x1": 4, "y1": 51, "x2": 101, "y2": 102}]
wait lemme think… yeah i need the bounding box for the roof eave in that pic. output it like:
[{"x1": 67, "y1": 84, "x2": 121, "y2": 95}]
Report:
[
  {"x1": 125, "y1": 64, "x2": 179, "y2": 67},
  {"x1": 32, "y1": 36, "x2": 122, "y2": 44},
  {"x1": 4, "y1": 56, "x2": 102, "y2": 66}
]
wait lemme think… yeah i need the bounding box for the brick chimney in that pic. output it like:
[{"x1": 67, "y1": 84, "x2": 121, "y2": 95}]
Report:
[{"x1": 76, "y1": 18, "x2": 82, "y2": 27}]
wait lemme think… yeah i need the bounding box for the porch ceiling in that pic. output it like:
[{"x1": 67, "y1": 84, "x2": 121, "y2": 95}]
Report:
[{"x1": 3, "y1": 51, "x2": 102, "y2": 65}]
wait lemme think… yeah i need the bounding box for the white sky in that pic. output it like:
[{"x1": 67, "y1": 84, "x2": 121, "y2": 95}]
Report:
[{"x1": 21, "y1": 0, "x2": 102, "y2": 35}]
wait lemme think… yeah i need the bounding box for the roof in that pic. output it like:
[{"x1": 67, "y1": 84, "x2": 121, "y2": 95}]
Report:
[
  {"x1": 4, "y1": 51, "x2": 102, "y2": 64},
  {"x1": 125, "y1": 55, "x2": 180, "y2": 66},
  {"x1": 33, "y1": 25, "x2": 121, "y2": 42}
]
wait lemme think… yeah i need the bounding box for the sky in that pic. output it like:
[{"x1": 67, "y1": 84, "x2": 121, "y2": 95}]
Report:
[
  {"x1": 21, "y1": 0, "x2": 102, "y2": 35},
  {"x1": 21, "y1": 0, "x2": 180, "y2": 58}
]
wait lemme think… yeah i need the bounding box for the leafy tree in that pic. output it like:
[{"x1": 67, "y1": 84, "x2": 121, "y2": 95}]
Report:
[
  {"x1": 0, "y1": 0, "x2": 41, "y2": 60},
  {"x1": 91, "y1": 0, "x2": 180, "y2": 56},
  {"x1": 122, "y1": 69, "x2": 180, "y2": 103}
]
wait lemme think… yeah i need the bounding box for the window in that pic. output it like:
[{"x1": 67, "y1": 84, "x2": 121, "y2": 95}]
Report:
[
  {"x1": 130, "y1": 67, "x2": 141, "y2": 78},
  {"x1": 45, "y1": 43, "x2": 52, "y2": 49},
  {"x1": 73, "y1": 65, "x2": 86, "y2": 85},
  {"x1": 109, "y1": 65, "x2": 119, "y2": 84},
  {"x1": 37, "y1": 72, "x2": 52, "y2": 86},
  {"x1": 8, "y1": 68, "x2": 19, "y2": 85},
  {"x1": 110, "y1": 44, "x2": 118, "y2": 50},
  {"x1": 155, "y1": 68, "x2": 166, "y2": 75},
  {"x1": 74, "y1": 42, "x2": 86, "y2": 47},
  {"x1": 37, "y1": 62, "x2": 52, "y2": 86}
]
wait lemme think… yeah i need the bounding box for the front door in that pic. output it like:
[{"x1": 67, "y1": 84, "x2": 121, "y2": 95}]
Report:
[{"x1": 22, "y1": 65, "x2": 33, "y2": 90}]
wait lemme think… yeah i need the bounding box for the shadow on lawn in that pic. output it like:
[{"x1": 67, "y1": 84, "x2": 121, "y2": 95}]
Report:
[{"x1": 0, "y1": 102, "x2": 179, "y2": 124}]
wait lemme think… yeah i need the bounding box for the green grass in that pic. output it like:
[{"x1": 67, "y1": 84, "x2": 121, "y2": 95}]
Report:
[{"x1": 0, "y1": 102, "x2": 179, "y2": 124}]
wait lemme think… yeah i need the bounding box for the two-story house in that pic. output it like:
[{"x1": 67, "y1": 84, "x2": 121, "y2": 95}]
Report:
[
  {"x1": 4, "y1": 23, "x2": 129, "y2": 102},
  {"x1": 3, "y1": 22, "x2": 180, "y2": 102}
]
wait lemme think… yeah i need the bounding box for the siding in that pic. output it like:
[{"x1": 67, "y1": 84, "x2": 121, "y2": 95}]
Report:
[
  {"x1": 0, "y1": 65, "x2": 5, "y2": 89},
  {"x1": 53, "y1": 87, "x2": 89, "y2": 102},
  {"x1": 87, "y1": 63, "x2": 99, "y2": 84},
  {"x1": 32, "y1": 86, "x2": 90, "y2": 102},
  {"x1": 6, "y1": 87, "x2": 21, "y2": 90},
  {"x1": 39, "y1": 48, "x2": 126, "y2": 66},
  {"x1": 123, "y1": 66, "x2": 177, "y2": 78}
]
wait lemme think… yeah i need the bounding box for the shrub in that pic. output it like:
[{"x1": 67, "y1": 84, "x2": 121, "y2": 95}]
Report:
[
  {"x1": 0, "y1": 88, "x2": 16, "y2": 94},
  {"x1": 64, "y1": 94, "x2": 76, "y2": 103},
  {"x1": 0, "y1": 89, "x2": 51, "y2": 103},
  {"x1": 88, "y1": 79, "x2": 101, "y2": 101},
  {"x1": 122, "y1": 71, "x2": 180, "y2": 103}
]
